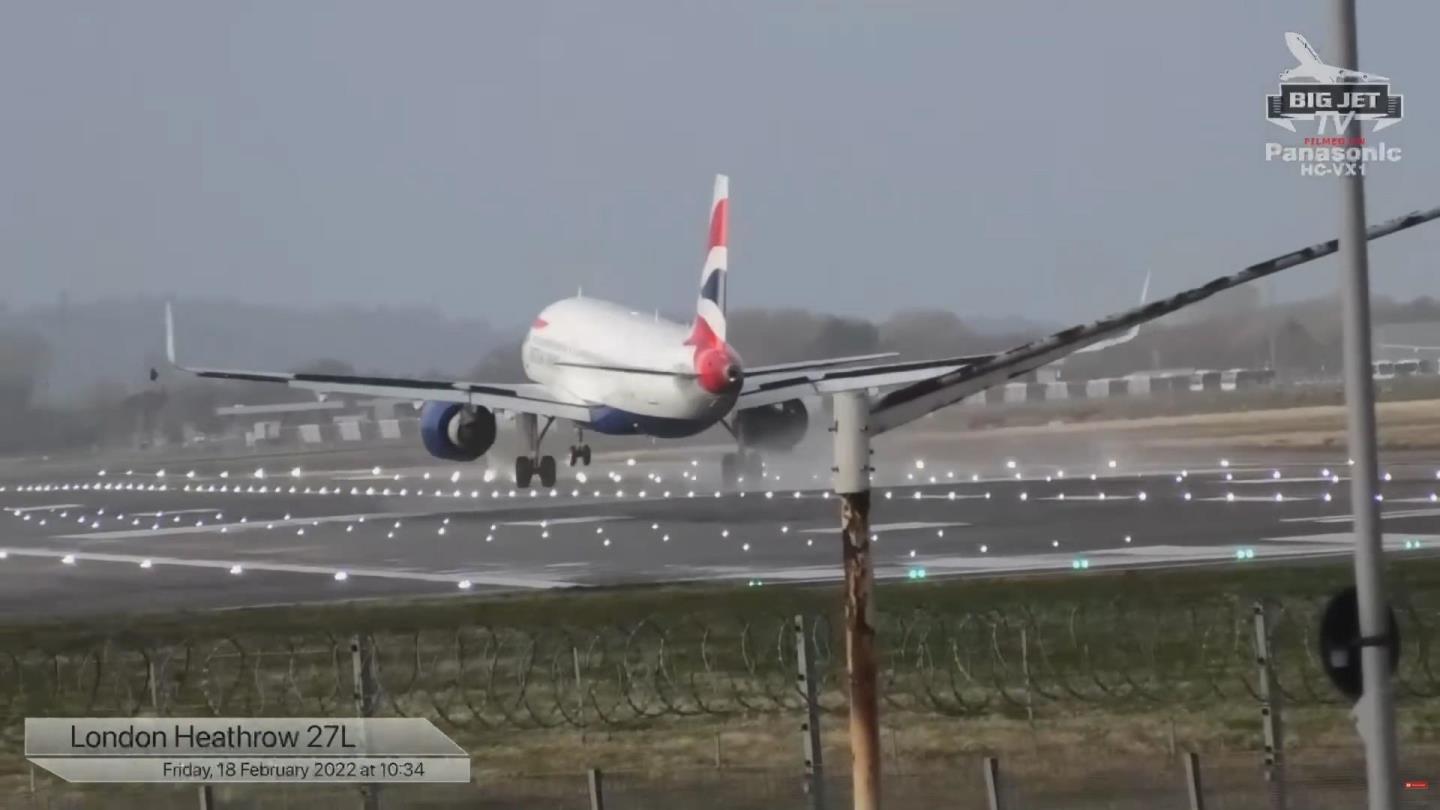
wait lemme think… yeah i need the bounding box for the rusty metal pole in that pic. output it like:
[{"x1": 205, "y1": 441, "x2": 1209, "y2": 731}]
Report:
[{"x1": 832, "y1": 390, "x2": 880, "y2": 810}]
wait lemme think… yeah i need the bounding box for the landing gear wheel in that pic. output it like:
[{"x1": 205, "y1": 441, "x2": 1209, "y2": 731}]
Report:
[
  {"x1": 568, "y1": 446, "x2": 581, "y2": 467},
  {"x1": 744, "y1": 452, "x2": 764, "y2": 482},
  {"x1": 581, "y1": 445, "x2": 592, "y2": 466},
  {"x1": 515, "y1": 456, "x2": 534, "y2": 488},
  {"x1": 721, "y1": 453, "x2": 740, "y2": 491},
  {"x1": 538, "y1": 455, "x2": 557, "y2": 488}
]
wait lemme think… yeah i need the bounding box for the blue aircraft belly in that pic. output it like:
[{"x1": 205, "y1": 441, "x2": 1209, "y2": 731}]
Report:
[{"x1": 586, "y1": 406, "x2": 712, "y2": 438}]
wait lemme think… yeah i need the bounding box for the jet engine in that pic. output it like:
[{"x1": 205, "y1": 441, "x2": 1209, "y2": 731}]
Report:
[
  {"x1": 735, "y1": 398, "x2": 809, "y2": 452},
  {"x1": 419, "y1": 402, "x2": 497, "y2": 462}
]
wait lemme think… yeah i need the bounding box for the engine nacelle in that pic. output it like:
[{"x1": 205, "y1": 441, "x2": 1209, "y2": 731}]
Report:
[
  {"x1": 419, "y1": 402, "x2": 497, "y2": 462},
  {"x1": 735, "y1": 398, "x2": 809, "y2": 453}
]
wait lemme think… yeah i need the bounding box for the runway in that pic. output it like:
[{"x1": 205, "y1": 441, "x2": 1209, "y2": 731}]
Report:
[{"x1": 3, "y1": 441, "x2": 1440, "y2": 617}]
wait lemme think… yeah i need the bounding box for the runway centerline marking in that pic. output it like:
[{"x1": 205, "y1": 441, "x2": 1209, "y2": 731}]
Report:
[
  {"x1": 798, "y1": 521, "x2": 972, "y2": 535},
  {"x1": 0, "y1": 548, "x2": 574, "y2": 589}
]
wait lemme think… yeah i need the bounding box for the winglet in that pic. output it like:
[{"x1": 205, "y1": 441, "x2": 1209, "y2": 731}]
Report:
[
  {"x1": 164, "y1": 302, "x2": 177, "y2": 366},
  {"x1": 1074, "y1": 272, "x2": 1151, "y2": 354}
]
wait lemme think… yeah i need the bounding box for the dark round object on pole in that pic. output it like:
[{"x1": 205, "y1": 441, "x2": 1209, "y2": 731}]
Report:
[{"x1": 1319, "y1": 586, "x2": 1400, "y2": 702}]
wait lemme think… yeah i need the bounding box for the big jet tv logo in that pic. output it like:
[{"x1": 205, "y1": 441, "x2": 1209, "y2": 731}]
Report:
[{"x1": 1264, "y1": 32, "x2": 1404, "y2": 176}]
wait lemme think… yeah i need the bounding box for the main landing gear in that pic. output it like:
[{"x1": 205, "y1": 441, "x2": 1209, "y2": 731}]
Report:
[
  {"x1": 718, "y1": 418, "x2": 764, "y2": 491},
  {"x1": 720, "y1": 451, "x2": 764, "y2": 491},
  {"x1": 568, "y1": 428, "x2": 592, "y2": 467},
  {"x1": 514, "y1": 414, "x2": 558, "y2": 489}
]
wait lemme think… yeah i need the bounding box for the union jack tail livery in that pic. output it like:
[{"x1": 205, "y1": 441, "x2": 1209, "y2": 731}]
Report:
[{"x1": 691, "y1": 173, "x2": 729, "y2": 347}]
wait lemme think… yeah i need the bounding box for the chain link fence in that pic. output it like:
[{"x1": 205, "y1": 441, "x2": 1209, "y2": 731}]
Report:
[
  {"x1": 6, "y1": 594, "x2": 1440, "y2": 739},
  {"x1": 5, "y1": 590, "x2": 1440, "y2": 807}
]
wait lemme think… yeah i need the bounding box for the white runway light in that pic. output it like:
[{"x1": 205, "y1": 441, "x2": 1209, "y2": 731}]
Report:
[
  {"x1": 291, "y1": 467, "x2": 302, "y2": 478},
  {"x1": 457, "y1": 579, "x2": 472, "y2": 590},
  {"x1": 61, "y1": 554, "x2": 76, "y2": 565},
  {"x1": 229, "y1": 565, "x2": 243, "y2": 575},
  {"x1": 139, "y1": 559, "x2": 152, "y2": 569},
  {"x1": 334, "y1": 571, "x2": 349, "y2": 582}
]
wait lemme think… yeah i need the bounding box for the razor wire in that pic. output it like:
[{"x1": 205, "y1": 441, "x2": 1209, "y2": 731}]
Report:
[{"x1": 3, "y1": 593, "x2": 1440, "y2": 749}]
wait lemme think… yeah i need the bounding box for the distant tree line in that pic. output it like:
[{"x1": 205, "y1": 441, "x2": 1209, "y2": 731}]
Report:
[{"x1": 3, "y1": 291, "x2": 1440, "y2": 453}]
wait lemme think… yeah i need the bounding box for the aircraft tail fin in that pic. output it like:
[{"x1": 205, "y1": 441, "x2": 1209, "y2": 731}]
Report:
[
  {"x1": 689, "y1": 174, "x2": 729, "y2": 347},
  {"x1": 1286, "y1": 32, "x2": 1323, "y2": 66}
]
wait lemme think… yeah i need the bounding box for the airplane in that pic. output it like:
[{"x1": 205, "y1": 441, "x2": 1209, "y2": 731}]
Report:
[
  {"x1": 1280, "y1": 32, "x2": 1389, "y2": 83},
  {"x1": 167, "y1": 175, "x2": 1016, "y2": 488},
  {"x1": 163, "y1": 177, "x2": 1440, "y2": 491}
]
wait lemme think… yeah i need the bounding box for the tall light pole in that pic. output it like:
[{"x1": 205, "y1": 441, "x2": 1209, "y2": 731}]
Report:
[{"x1": 1332, "y1": 2, "x2": 1400, "y2": 808}]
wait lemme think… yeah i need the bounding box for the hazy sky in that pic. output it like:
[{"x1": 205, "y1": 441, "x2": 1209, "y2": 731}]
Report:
[{"x1": 3, "y1": 1, "x2": 1437, "y2": 330}]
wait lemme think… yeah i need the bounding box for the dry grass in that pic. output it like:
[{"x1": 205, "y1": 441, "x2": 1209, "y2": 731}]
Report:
[{"x1": 904, "y1": 397, "x2": 1440, "y2": 452}]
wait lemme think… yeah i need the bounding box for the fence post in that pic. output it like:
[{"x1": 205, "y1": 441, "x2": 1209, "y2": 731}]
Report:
[
  {"x1": 588, "y1": 768, "x2": 605, "y2": 810},
  {"x1": 351, "y1": 633, "x2": 382, "y2": 810},
  {"x1": 1253, "y1": 601, "x2": 1287, "y2": 810},
  {"x1": 197, "y1": 784, "x2": 216, "y2": 810},
  {"x1": 1020, "y1": 626, "x2": 1035, "y2": 725},
  {"x1": 574, "y1": 646, "x2": 586, "y2": 745},
  {"x1": 983, "y1": 756, "x2": 1004, "y2": 810},
  {"x1": 1183, "y1": 752, "x2": 1205, "y2": 810},
  {"x1": 794, "y1": 614, "x2": 827, "y2": 810}
]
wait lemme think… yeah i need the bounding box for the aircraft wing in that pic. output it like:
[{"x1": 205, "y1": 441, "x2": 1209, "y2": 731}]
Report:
[
  {"x1": 737, "y1": 204, "x2": 1440, "y2": 432},
  {"x1": 746, "y1": 352, "x2": 899, "y2": 376},
  {"x1": 162, "y1": 305, "x2": 592, "y2": 423},
  {"x1": 738, "y1": 352, "x2": 994, "y2": 410}
]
